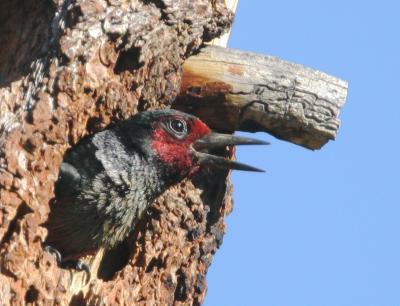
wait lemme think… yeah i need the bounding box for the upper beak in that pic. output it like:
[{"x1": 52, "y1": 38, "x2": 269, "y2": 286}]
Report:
[{"x1": 193, "y1": 132, "x2": 269, "y2": 172}]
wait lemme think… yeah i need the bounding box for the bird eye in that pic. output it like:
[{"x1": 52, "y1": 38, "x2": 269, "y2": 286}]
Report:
[{"x1": 168, "y1": 118, "x2": 187, "y2": 137}]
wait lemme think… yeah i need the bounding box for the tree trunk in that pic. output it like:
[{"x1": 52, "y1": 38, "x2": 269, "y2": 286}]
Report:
[
  {"x1": 0, "y1": 0, "x2": 349, "y2": 304},
  {"x1": 0, "y1": 0, "x2": 233, "y2": 305}
]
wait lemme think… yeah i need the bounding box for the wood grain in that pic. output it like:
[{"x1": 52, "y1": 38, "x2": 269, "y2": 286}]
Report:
[{"x1": 176, "y1": 45, "x2": 348, "y2": 150}]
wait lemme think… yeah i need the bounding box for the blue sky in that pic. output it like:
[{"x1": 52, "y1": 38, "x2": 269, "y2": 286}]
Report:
[{"x1": 205, "y1": 1, "x2": 400, "y2": 306}]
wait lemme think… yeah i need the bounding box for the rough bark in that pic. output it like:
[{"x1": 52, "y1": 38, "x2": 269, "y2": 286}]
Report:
[
  {"x1": 207, "y1": 0, "x2": 238, "y2": 47},
  {"x1": 0, "y1": 0, "x2": 233, "y2": 305},
  {"x1": 174, "y1": 46, "x2": 348, "y2": 150}
]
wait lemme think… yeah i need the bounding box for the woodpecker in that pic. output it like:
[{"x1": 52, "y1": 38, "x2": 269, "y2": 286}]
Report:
[{"x1": 45, "y1": 109, "x2": 267, "y2": 269}]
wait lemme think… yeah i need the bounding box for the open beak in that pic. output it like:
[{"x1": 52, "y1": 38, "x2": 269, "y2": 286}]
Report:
[{"x1": 193, "y1": 132, "x2": 269, "y2": 172}]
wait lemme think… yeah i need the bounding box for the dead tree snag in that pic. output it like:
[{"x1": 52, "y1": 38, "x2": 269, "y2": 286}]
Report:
[{"x1": 0, "y1": 0, "x2": 347, "y2": 305}]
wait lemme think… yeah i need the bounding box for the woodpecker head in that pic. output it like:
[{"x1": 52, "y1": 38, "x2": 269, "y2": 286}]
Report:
[{"x1": 116, "y1": 109, "x2": 267, "y2": 177}]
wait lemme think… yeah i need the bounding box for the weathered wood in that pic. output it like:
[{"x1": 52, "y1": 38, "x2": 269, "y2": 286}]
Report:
[{"x1": 175, "y1": 45, "x2": 348, "y2": 150}]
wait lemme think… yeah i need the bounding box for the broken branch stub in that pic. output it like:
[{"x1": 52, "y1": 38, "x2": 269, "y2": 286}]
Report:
[{"x1": 175, "y1": 45, "x2": 348, "y2": 150}]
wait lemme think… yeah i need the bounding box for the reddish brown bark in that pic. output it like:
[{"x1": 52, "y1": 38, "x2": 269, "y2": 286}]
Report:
[{"x1": 0, "y1": 0, "x2": 232, "y2": 304}]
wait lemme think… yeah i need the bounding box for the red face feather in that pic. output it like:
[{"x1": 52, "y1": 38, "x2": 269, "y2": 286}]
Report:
[{"x1": 150, "y1": 116, "x2": 211, "y2": 172}]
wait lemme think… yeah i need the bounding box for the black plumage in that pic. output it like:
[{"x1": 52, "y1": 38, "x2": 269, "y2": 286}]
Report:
[{"x1": 45, "y1": 109, "x2": 266, "y2": 261}]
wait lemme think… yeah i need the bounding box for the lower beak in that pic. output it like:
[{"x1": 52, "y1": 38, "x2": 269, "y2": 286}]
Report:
[{"x1": 193, "y1": 133, "x2": 269, "y2": 172}]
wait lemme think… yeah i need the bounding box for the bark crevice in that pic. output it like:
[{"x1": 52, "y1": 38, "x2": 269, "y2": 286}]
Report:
[{"x1": 0, "y1": 2, "x2": 234, "y2": 304}]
